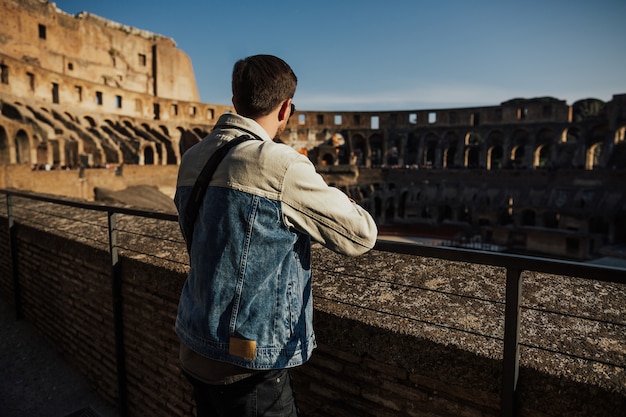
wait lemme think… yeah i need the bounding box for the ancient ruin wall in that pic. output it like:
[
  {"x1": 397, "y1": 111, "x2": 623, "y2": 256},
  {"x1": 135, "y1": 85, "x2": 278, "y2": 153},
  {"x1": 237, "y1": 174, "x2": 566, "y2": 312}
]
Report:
[{"x1": 0, "y1": 0, "x2": 199, "y2": 103}]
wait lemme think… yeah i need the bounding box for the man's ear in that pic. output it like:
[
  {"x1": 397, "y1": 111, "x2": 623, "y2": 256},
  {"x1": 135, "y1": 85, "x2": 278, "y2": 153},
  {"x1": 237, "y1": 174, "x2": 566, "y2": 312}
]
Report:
[{"x1": 278, "y1": 99, "x2": 291, "y2": 122}]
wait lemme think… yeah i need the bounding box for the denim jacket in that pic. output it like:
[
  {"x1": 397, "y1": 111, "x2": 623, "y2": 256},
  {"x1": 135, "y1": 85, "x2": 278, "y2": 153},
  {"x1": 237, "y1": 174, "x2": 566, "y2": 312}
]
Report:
[{"x1": 175, "y1": 113, "x2": 377, "y2": 370}]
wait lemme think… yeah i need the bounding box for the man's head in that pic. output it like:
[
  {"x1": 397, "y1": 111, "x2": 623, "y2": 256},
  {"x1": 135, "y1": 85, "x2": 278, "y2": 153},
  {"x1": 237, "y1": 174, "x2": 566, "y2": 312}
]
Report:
[{"x1": 231, "y1": 55, "x2": 297, "y2": 120}]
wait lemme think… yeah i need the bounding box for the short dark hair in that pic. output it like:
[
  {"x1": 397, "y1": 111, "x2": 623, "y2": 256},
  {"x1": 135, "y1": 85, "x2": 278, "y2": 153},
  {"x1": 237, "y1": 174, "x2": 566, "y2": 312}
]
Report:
[{"x1": 232, "y1": 55, "x2": 297, "y2": 118}]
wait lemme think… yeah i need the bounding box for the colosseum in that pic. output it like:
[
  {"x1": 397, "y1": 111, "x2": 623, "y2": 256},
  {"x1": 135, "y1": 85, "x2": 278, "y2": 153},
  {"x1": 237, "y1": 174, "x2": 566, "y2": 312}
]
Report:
[{"x1": 1, "y1": 0, "x2": 625, "y2": 260}]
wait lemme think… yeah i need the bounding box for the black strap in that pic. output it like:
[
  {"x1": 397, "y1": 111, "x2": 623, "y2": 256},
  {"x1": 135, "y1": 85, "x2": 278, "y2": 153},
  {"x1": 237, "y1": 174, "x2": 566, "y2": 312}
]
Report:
[{"x1": 183, "y1": 135, "x2": 258, "y2": 253}]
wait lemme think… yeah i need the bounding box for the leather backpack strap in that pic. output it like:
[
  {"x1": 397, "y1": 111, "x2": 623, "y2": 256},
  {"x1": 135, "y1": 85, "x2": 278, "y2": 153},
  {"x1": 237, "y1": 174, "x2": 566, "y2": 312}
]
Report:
[{"x1": 183, "y1": 135, "x2": 258, "y2": 253}]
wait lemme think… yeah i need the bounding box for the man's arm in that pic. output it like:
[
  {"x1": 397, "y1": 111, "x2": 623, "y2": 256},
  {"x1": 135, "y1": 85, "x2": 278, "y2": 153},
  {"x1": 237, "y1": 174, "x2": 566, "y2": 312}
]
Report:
[{"x1": 281, "y1": 155, "x2": 378, "y2": 256}]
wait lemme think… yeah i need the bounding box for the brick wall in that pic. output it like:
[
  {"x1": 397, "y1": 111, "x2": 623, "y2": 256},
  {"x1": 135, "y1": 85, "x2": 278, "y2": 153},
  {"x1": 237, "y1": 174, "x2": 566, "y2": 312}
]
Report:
[{"x1": 0, "y1": 208, "x2": 624, "y2": 417}]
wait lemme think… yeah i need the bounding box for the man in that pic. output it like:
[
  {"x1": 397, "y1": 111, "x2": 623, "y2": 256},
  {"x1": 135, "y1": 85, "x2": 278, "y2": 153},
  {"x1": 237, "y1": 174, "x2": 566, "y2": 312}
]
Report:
[{"x1": 174, "y1": 54, "x2": 377, "y2": 417}]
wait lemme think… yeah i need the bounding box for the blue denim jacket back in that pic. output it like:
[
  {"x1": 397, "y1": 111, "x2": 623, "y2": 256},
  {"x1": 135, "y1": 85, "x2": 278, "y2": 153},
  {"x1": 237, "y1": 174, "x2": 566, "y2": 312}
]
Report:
[
  {"x1": 175, "y1": 113, "x2": 377, "y2": 371},
  {"x1": 175, "y1": 185, "x2": 315, "y2": 369}
]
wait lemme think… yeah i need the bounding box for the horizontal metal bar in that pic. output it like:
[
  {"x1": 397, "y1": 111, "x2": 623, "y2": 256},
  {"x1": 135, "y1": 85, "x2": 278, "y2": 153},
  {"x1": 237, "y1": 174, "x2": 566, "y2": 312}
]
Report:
[
  {"x1": 2, "y1": 187, "x2": 624, "y2": 284},
  {"x1": 0, "y1": 188, "x2": 177, "y2": 221},
  {"x1": 374, "y1": 239, "x2": 626, "y2": 284}
]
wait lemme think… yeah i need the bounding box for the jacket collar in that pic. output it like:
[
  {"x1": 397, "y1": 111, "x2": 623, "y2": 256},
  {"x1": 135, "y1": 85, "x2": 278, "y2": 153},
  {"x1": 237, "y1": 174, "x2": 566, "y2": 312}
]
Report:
[{"x1": 214, "y1": 113, "x2": 272, "y2": 142}]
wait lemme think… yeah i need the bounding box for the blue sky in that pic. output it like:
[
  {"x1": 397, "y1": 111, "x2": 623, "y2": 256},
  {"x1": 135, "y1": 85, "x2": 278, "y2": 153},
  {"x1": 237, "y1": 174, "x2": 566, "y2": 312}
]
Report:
[{"x1": 53, "y1": 0, "x2": 626, "y2": 111}]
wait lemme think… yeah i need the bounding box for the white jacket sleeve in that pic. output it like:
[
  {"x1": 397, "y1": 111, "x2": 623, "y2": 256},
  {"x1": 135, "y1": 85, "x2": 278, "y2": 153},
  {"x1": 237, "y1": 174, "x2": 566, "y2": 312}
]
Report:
[{"x1": 281, "y1": 154, "x2": 378, "y2": 256}]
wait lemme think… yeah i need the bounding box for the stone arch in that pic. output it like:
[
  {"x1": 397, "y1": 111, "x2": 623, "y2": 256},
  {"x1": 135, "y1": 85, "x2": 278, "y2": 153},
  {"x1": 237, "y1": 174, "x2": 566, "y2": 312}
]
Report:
[
  {"x1": 465, "y1": 147, "x2": 480, "y2": 168},
  {"x1": 177, "y1": 128, "x2": 199, "y2": 159},
  {"x1": 464, "y1": 131, "x2": 481, "y2": 168},
  {"x1": 587, "y1": 123, "x2": 609, "y2": 146},
  {"x1": 0, "y1": 126, "x2": 10, "y2": 164},
  {"x1": 350, "y1": 134, "x2": 367, "y2": 166},
  {"x1": 405, "y1": 132, "x2": 419, "y2": 166},
  {"x1": 586, "y1": 142, "x2": 602, "y2": 170},
  {"x1": 155, "y1": 124, "x2": 177, "y2": 165},
  {"x1": 510, "y1": 145, "x2": 525, "y2": 168},
  {"x1": 2, "y1": 102, "x2": 23, "y2": 121},
  {"x1": 84, "y1": 115, "x2": 98, "y2": 128},
  {"x1": 443, "y1": 131, "x2": 458, "y2": 168},
  {"x1": 320, "y1": 151, "x2": 336, "y2": 166},
  {"x1": 369, "y1": 134, "x2": 384, "y2": 166},
  {"x1": 385, "y1": 135, "x2": 399, "y2": 166},
  {"x1": 465, "y1": 131, "x2": 481, "y2": 146},
  {"x1": 141, "y1": 143, "x2": 157, "y2": 165},
  {"x1": 64, "y1": 111, "x2": 77, "y2": 123},
  {"x1": 487, "y1": 145, "x2": 504, "y2": 170},
  {"x1": 424, "y1": 132, "x2": 438, "y2": 167},
  {"x1": 15, "y1": 129, "x2": 31, "y2": 164},
  {"x1": 510, "y1": 129, "x2": 530, "y2": 168},
  {"x1": 534, "y1": 144, "x2": 550, "y2": 169},
  {"x1": 534, "y1": 128, "x2": 555, "y2": 168},
  {"x1": 486, "y1": 130, "x2": 505, "y2": 170}
]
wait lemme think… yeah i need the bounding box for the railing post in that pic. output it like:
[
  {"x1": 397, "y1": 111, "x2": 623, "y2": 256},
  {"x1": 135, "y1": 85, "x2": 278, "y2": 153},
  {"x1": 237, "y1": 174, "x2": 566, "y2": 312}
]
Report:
[
  {"x1": 6, "y1": 194, "x2": 23, "y2": 320},
  {"x1": 108, "y1": 211, "x2": 128, "y2": 417},
  {"x1": 501, "y1": 267, "x2": 523, "y2": 417}
]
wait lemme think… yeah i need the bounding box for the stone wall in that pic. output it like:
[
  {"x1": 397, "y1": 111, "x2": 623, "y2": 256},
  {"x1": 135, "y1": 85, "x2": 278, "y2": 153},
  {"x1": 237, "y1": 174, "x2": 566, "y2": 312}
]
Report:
[
  {"x1": 0, "y1": 0, "x2": 199, "y2": 103},
  {"x1": 0, "y1": 164, "x2": 178, "y2": 202},
  {"x1": 0, "y1": 196, "x2": 624, "y2": 417}
]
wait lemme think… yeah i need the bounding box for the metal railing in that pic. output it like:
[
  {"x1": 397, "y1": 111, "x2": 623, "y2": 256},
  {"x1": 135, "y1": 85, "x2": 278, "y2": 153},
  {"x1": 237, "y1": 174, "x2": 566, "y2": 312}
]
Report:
[{"x1": 2, "y1": 188, "x2": 625, "y2": 417}]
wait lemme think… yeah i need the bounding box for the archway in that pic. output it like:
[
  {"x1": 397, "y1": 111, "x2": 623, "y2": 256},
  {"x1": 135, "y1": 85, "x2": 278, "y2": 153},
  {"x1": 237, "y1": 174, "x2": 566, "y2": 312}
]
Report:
[
  {"x1": 15, "y1": 130, "x2": 31, "y2": 164},
  {"x1": 486, "y1": 130, "x2": 504, "y2": 170},
  {"x1": 405, "y1": 133, "x2": 419, "y2": 166},
  {"x1": 369, "y1": 134, "x2": 384, "y2": 166},
  {"x1": 510, "y1": 129, "x2": 530, "y2": 168},
  {"x1": 465, "y1": 147, "x2": 480, "y2": 168},
  {"x1": 0, "y1": 126, "x2": 9, "y2": 164},
  {"x1": 143, "y1": 145, "x2": 155, "y2": 165},
  {"x1": 534, "y1": 144, "x2": 551, "y2": 169},
  {"x1": 586, "y1": 143, "x2": 602, "y2": 170},
  {"x1": 511, "y1": 145, "x2": 525, "y2": 168},
  {"x1": 487, "y1": 145, "x2": 503, "y2": 170},
  {"x1": 350, "y1": 134, "x2": 367, "y2": 166},
  {"x1": 424, "y1": 132, "x2": 438, "y2": 167}
]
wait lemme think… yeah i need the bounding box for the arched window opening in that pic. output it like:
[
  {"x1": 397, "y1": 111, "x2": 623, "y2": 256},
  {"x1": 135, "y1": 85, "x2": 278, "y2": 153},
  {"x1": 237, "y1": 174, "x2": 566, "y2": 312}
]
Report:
[
  {"x1": 405, "y1": 134, "x2": 419, "y2": 166},
  {"x1": 144, "y1": 146, "x2": 155, "y2": 165},
  {"x1": 0, "y1": 126, "x2": 10, "y2": 164},
  {"x1": 511, "y1": 145, "x2": 525, "y2": 168},
  {"x1": 351, "y1": 135, "x2": 367, "y2": 166},
  {"x1": 465, "y1": 147, "x2": 479, "y2": 168},
  {"x1": 15, "y1": 130, "x2": 30, "y2": 164},
  {"x1": 488, "y1": 145, "x2": 503, "y2": 170},
  {"x1": 369, "y1": 135, "x2": 384, "y2": 166},
  {"x1": 534, "y1": 144, "x2": 551, "y2": 169},
  {"x1": 586, "y1": 143, "x2": 602, "y2": 170}
]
